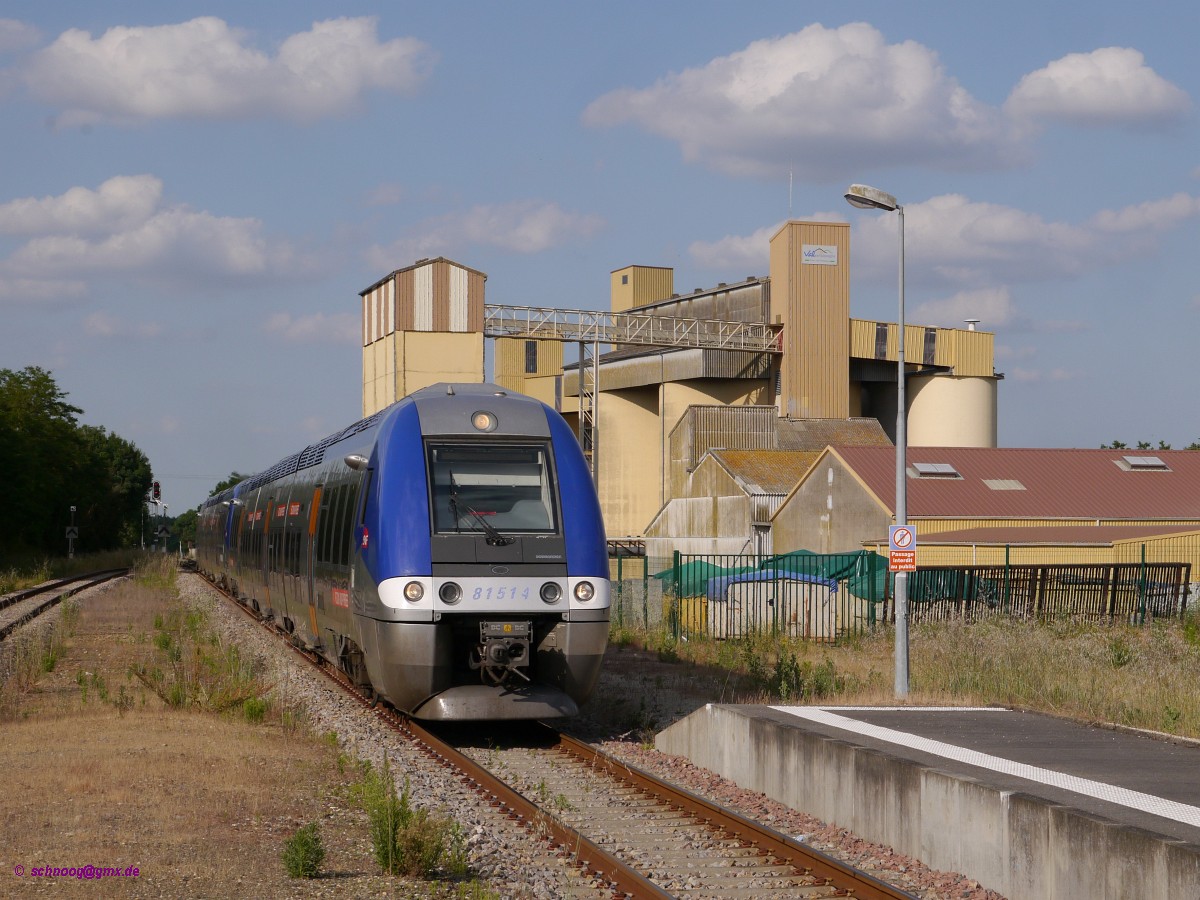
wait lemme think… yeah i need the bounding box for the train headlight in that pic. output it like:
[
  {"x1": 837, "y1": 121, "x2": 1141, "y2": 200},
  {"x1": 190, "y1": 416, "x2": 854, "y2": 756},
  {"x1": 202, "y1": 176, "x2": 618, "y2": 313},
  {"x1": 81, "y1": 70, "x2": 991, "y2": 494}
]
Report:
[
  {"x1": 439, "y1": 582, "x2": 463, "y2": 605},
  {"x1": 539, "y1": 582, "x2": 562, "y2": 604},
  {"x1": 573, "y1": 581, "x2": 595, "y2": 602},
  {"x1": 403, "y1": 581, "x2": 425, "y2": 602},
  {"x1": 471, "y1": 411, "x2": 497, "y2": 432}
]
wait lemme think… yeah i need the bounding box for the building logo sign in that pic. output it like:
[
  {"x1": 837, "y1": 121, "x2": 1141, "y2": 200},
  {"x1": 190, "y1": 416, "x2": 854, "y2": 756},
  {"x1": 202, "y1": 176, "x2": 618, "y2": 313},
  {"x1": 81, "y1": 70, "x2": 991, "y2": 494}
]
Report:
[{"x1": 801, "y1": 244, "x2": 838, "y2": 266}]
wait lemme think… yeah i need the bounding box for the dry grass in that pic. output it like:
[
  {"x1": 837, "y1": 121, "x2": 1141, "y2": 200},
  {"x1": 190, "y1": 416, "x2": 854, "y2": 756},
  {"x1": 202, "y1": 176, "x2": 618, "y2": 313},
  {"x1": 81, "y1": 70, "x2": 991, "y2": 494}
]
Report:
[
  {"x1": 0, "y1": 563, "x2": 493, "y2": 898},
  {"x1": 611, "y1": 611, "x2": 1200, "y2": 738}
]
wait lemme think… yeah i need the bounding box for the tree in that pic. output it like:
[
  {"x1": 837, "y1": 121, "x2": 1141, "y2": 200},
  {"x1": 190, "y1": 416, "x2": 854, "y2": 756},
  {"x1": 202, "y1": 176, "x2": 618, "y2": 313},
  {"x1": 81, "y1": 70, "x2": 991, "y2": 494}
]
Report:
[
  {"x1": 76, "y1": 426, "x2": 152, "y2": 549},
  {"x1": 0, "y1": 367, "x2": 151, "y2": 561},
  {"x1": 1100, "y1": 440, "x2": 1178, "y2": 451},
  {"x1": 211, "y1": 471, "x2": 249, "y2": 496},
  {"x1": 172, "y1": 507, "x2": 198, "y2": 549},
  {"x1": 0, "y1": 366, "x2": 84, "y2": 555}
]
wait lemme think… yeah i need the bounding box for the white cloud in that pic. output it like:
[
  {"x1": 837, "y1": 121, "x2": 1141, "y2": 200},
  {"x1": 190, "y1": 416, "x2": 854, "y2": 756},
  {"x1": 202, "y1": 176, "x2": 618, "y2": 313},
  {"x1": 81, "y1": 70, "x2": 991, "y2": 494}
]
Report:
[
  {"x1": 1086, "y1": 193, "x2": 1200, "y2": 233},
  {"x1": 0, "y1": 174, "x2": 161, "y2": 236},
  {"x1": 911, "y1": 287, "x2": 1031, "y2": 331},
  {"x1": 0, "y1": 18, "x2": 40, "y2": 53},
  {"x1": 22, "y1": 16, "x2": 434, "y2": 126},
  {"x1": 264, "y1": 311, "x2": 359, "y2": 343},
  {"x1": 689, "y1": 222, "x2": 784, "y2": 270},
  {"x1": 0, "y1": 175, "x2": 312, "y2": 294},
  {"x1": 83, "y1": 311, "x2": 162, "y2": 339},
  {"x1": 848, "y1": 192, "x2": 1200, "y2": 287},
  {"x1": 368, "y1": 201, "x2": 605, "y2": 268},
  {"x1": 0, "y1": 276, "x2": 86, "y2": 304},
  {"x1": 1009, "y1": 367, "x2": 1075, "y2": 383},
  {"x1": 583, "y1": 22, "x2": 1024, "y2": 179},
  {"x1": 365, "y1": 183, "x2": 406, "y2": 207},
  {"x1": 6, "y1": 207, "x2": 297, "y2": 280},
  {"x1": 1006, "y1": 47, "x2": 1191, "y2": 128}
]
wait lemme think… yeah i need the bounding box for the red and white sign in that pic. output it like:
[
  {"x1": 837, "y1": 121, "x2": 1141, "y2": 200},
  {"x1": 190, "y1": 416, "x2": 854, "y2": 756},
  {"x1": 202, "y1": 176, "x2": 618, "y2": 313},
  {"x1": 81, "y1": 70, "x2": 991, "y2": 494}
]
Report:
[{"x1": 888, "y1": 525, "x2": 918, "y2": 572}]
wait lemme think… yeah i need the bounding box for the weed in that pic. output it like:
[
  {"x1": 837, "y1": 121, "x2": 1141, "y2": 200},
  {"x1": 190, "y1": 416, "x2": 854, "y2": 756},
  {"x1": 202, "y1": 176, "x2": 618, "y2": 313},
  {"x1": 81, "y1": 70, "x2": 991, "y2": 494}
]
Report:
[
  {"x1": 281, "y1": 822, "x2": 325, "y2": 879},
  {"x1": 112, "y1": 685, "x2": 134, "y2": 716},
  {"x1": 242, "y1": 697, "x2": 268, "y2": 724},
  {"x1": 130, "y1": 600, "x2": 271, "y2": 714},
  {"x1": 1108, "y1": 635, "x2": 1137, "y2": 669},
  {"x1": 352, "y1": 757, "x2": 468, "y2": 880},
  {"x1": 39, "y1": 648, "x2": 58, "y2": 673}
]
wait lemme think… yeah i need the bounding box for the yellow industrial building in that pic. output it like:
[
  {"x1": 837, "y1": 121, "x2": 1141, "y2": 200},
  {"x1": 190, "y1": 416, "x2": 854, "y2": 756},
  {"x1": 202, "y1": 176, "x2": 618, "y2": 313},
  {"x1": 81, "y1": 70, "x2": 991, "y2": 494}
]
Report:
[{"x1": 356, "y1": 228, "x2": 1200, "y2": 586}]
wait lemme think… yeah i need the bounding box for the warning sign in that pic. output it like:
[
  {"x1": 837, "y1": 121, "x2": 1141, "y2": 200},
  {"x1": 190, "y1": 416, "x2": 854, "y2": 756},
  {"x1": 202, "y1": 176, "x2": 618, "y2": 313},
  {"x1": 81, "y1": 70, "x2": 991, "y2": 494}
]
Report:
[{"x1": 889, "y1": 525, "x2": 917, "y2": 572}]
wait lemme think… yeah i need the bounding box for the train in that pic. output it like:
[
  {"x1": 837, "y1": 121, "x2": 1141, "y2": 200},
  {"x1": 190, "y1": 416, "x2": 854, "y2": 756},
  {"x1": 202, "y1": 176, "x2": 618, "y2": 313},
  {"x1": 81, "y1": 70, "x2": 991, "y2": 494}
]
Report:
[{"x1": 195, "y1": 383, "x2": 609, "y2": 720}]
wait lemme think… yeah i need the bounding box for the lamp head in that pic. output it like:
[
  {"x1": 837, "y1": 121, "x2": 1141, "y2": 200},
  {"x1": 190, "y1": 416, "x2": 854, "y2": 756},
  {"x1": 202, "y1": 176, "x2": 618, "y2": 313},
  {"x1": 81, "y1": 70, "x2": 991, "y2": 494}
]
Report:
[{"x1": 845, "y1": 183, "x2": 899, "y2": 212}]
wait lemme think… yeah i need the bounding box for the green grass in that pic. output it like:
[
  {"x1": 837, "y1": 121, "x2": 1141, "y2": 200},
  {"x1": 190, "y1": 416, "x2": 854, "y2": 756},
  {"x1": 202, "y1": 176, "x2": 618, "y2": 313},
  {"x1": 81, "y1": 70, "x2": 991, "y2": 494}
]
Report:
[{"x1": 609, "y1": 610, "x2": 1200, "y2": 738}]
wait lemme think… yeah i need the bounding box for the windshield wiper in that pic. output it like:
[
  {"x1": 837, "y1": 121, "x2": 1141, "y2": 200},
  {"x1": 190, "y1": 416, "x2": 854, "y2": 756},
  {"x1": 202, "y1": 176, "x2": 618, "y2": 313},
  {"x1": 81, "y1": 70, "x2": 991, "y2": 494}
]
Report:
[{"x1": 449, "y1": 471, "x2": 515, "y2": 546}]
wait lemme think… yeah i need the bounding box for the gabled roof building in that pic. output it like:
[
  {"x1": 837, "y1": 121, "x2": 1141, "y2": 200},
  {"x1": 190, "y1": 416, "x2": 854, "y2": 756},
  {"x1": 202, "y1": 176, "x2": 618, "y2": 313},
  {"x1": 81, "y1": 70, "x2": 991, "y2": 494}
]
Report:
[{"x1": 772, "y1": 446, "x2": 1200, "y2": 574}]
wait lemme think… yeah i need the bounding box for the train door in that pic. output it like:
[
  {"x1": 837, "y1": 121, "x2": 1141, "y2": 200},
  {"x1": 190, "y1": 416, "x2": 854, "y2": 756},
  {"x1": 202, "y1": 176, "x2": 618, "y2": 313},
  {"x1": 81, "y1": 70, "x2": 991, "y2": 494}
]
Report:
[
  {"x1": 260, "y1": 496, "x2": 274, "y2": 619},
  {"x1": 244, "y1": 489, "x2": 265, "y2": 604},
  {"x1": 304, "y1": 484, "x2": 324, "y2": 648},
  {"x1": 229, "y1": 503, "x2": 246, "y2": 597},
  {"x1": 269, "y1": 485, "x2": 293, "y2": 623}
]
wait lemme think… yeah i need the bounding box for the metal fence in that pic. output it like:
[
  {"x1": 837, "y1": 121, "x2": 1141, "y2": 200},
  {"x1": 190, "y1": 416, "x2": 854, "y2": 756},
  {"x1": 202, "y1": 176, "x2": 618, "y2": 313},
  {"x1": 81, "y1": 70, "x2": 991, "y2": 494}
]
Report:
[
  {"x1": 608, "y1": 550, "x2": 1192, "y2": 642},
  {"x1": 906, "y1": 562, "x2": 1191, "y2": 625}
]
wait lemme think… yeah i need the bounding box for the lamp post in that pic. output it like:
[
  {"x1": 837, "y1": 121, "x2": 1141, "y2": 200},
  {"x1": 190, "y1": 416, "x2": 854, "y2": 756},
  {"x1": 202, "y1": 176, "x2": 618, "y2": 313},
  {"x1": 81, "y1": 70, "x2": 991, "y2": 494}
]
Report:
[{"x1": 845, "y1": 183, "x2": 909, "y2": 698}]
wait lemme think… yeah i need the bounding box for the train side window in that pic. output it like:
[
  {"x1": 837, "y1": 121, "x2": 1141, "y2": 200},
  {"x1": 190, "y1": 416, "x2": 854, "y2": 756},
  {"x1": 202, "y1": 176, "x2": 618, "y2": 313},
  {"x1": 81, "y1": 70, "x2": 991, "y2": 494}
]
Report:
[
  {"x1": 330, "y1": 484, "x2": 346, "y2": 565},
  {"x1": 335, "y1": 484, "x2": 352, "y2": 567},
  {"x1": 315, "y1": 486, "x2": 334, "y2": 565}
]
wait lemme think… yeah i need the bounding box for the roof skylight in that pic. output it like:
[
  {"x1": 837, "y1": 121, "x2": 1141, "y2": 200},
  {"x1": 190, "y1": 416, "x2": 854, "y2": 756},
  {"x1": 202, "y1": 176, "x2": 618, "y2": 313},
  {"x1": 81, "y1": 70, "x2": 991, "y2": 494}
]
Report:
[
  {"x1": 1120, "y1": 455, "x2": 1170, "y2": 471},
  {"x1": 911, "y1": 462, "x2": 961, "y2": 478}
]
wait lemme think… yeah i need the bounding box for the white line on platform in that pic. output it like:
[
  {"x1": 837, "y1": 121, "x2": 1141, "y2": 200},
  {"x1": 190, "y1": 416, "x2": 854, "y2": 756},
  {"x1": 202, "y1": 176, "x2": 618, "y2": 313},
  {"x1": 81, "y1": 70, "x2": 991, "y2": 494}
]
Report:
[{"x1": 773, "y1": 706, "x2": 1200, "y2": 829}]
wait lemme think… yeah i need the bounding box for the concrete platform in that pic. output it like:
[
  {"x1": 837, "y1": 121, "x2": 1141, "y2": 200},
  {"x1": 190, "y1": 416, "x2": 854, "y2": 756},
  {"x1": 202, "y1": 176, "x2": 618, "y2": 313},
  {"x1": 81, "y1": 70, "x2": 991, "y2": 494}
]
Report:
[{"x1": 656, "y1": 705, "x2": 1200, "y2": 900}]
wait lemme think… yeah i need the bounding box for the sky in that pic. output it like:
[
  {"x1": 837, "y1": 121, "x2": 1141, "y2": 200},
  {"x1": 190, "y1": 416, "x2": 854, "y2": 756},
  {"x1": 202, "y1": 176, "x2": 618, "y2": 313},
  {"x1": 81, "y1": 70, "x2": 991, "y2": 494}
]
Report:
[{"x1": 1, "y1": 2, "x2": 1197, "y2": 516}]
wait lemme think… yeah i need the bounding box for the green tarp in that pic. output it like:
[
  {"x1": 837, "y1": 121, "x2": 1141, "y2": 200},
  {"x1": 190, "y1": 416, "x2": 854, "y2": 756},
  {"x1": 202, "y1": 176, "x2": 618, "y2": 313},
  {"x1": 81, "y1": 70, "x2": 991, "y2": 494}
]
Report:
[{"x1": 654, "y1": 550, "x2": 888, "y2": 603}]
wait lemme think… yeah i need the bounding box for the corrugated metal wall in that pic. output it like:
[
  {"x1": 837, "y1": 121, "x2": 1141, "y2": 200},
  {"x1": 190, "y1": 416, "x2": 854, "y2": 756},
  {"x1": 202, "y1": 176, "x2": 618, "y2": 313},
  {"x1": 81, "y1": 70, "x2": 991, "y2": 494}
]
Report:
[
  {"x1": 668, "y1": 405, "x2": 780, "y2": 484},
  {"x1": 769, "y1": 221, "x2": 850, "y2": 419},
  {"x1": 848, "y1": 318, "x2": 995, "y2": 377},
  {"x1": 360, "y1": 257, "x2": 485, "y2": 346},
  {"x1": 611, "y1": 265, "x2": 675, "y2": 312},
  {"x1": 494, "y1": 337, "x2": 563, "y2": 394}
]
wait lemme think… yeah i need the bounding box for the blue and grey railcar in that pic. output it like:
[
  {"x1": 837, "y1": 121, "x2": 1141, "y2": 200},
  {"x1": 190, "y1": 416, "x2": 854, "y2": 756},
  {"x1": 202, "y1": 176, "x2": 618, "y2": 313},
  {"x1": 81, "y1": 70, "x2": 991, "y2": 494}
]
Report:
[{"x1": 196, "y1": 383, "x2": 609, "y2": 720}]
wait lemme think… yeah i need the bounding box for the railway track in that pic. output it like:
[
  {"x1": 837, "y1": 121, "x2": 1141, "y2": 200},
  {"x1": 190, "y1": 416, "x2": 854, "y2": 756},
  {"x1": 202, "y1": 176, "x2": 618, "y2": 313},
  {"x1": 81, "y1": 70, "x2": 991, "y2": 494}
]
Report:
[
  {"x1": 0, "y1": 569, "x2": 129, "y2": 641},
  {"x1": 202, "y1": 570, "x2": 915, "y2": 899}
]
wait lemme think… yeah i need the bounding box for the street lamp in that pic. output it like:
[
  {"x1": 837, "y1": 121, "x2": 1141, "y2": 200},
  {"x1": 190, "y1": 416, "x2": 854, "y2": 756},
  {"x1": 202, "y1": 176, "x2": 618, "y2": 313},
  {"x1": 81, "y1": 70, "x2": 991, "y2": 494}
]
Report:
[{"x1": 845, "y1": 183, "x2": 909, "y2": 698}]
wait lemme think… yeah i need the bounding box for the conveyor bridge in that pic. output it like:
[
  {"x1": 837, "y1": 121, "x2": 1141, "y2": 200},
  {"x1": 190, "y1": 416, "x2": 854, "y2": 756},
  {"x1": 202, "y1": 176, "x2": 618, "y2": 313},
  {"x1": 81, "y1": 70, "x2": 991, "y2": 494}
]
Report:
[{"x1": 483, "y1": 304, "x2": 783, "y2": 478}]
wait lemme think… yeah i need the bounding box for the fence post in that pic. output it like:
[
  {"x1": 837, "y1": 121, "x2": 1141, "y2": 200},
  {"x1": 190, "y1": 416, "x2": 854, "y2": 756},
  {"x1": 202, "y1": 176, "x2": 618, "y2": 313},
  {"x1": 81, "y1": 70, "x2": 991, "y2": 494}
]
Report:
[
  {"x1": 1004, "y1": 545, "x2": 1011, "y2": 613},
  {"x1": 616, "y1": 555, "x2": 624, "y2": 628},
  {"x1": 671, "y1": 550, "x2": 681, "y2": 641},
  {"x1": 1138, "y1": 544, "x2": 1148, "y2": 626}
]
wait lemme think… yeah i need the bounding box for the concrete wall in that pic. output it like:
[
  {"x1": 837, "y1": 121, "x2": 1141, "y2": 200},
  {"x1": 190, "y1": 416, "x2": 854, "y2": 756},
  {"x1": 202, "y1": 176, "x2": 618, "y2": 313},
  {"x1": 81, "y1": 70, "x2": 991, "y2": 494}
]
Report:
[
  {"x1": 657, "y1": 705, "x2": 1200, "y2": 900},
  {"x1": 772, "y1": 453, "x2": 890, "y2": 554},
  {"x1": 362, "y1": 331, "x2": 484, "y2": 416},
  {"x1": 596, "y1": 386, "x2": 662, "y2": 538}
]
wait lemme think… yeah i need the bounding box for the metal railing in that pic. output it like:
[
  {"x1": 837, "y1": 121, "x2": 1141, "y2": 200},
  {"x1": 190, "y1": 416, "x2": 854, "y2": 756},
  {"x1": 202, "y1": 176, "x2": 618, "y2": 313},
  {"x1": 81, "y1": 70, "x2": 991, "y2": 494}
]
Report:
[
  {"x1": 617, "y1": 550, "x2": 1193, "y2": 642},
  {"x1": 484, "y1": 305, "x2": 781, "y2": 353}
]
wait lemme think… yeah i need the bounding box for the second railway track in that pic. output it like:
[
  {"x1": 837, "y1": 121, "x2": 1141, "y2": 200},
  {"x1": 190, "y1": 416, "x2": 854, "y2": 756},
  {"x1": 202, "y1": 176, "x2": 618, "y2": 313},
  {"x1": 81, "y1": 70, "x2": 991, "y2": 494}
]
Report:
[{"x1": 0, "y1": 568, "x2": 129, "y2": 641}]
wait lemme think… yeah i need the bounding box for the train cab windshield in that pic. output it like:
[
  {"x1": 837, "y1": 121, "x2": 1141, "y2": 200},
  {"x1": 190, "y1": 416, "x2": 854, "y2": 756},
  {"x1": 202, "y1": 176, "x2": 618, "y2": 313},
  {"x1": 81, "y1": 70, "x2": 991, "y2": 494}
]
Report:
[{"x1": 427, "y1": 443, "x2": 559, "y2": 536}]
